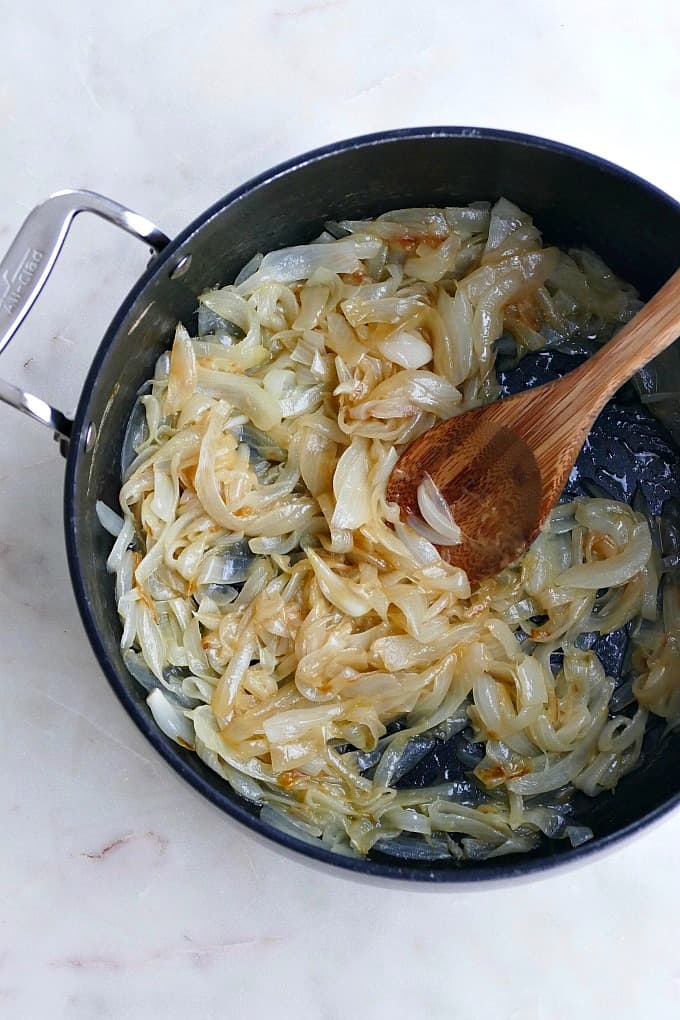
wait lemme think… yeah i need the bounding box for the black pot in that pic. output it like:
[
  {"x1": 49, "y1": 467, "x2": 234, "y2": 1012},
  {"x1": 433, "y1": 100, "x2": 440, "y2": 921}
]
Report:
[{"x1": 3, "y1": 127, "x2": 679, "y2": 884}]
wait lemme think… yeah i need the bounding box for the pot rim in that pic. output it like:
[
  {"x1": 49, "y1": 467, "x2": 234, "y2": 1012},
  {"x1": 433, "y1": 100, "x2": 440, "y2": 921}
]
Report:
[{"x1": 63, "y1": 125, "x2": 680, "y2": 884}]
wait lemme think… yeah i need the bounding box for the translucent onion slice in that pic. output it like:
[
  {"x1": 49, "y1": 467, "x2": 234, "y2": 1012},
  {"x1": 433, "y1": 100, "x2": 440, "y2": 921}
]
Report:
[
  {"x1": 95, "y1": 500, "x2": 123, "y2": 537},
  {"x1": 236, "y1": 236, "x2": 383, "y2": 292},
  {"x1": 331, "y1": 438, "x2": 371, "y2": 531},
  {"x1": 376, "y1": 330, "x2": 432, "y2": 369},
  {"x1": 557, "y1": 521, "x2": 652, "y2": 589},
  {"x1": 147, "y1": 689, "x2": 195, "y2": 749},
  {"x1": 304, "y1": 547, "x2": 373, "y2": 617},
  {"x1": 415, "y1": 473, "x2": 462, "y2": 545}
]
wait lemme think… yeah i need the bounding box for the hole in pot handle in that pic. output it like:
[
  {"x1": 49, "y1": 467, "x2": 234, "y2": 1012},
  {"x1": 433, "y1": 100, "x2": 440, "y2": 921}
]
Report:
[{"x1": 0, "y1": 189, "x2": 171, "y2": 447}]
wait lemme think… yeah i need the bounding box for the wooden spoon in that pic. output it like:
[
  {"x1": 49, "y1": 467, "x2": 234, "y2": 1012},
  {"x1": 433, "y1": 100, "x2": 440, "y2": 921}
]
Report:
[{"x1": 386, "y1": 268, "x2": 680, "y2": 583}]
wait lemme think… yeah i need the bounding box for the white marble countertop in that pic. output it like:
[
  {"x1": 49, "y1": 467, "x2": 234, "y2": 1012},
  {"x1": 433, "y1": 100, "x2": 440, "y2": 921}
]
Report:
[{"x1": 1, "y1": 2, "x2": 679, "y2": 1017}]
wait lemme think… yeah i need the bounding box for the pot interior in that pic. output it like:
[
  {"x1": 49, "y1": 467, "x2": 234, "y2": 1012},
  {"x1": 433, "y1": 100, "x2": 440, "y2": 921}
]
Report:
[{"x1": 65, "y1": 130, "x2": 680, "y2": 880}]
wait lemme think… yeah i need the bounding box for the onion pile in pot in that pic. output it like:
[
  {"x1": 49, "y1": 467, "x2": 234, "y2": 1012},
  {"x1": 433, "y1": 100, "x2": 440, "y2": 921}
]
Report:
[{"x1": 97, "y1": 198, "x2": 680, "y2": 860}]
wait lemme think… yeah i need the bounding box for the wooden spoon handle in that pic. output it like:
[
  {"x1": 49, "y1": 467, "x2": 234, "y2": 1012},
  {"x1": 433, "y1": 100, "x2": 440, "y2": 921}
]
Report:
[{"x1": 567, "y1": 267, "x2": 680, "y2": 409}]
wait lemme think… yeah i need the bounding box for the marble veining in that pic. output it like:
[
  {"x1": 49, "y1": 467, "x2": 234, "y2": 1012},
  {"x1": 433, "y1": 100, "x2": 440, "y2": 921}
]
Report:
[
  {"x1": 79, "y1": 830, "x2": 169, "y2": 862},
  {"x1": 1, "y1": 2, "x2": 679, "y2": 1018}
]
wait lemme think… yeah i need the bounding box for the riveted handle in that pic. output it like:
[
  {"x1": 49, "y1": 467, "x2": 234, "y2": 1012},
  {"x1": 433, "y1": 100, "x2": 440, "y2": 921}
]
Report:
[{"x1": 0, "y1": 189, "x2": 170, "y2": 441}]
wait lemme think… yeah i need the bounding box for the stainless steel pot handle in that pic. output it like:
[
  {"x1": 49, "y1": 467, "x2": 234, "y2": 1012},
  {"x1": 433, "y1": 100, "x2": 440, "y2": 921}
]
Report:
[{"x1": 0, "y1": 189, "x2": 171, "y2": 444}]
